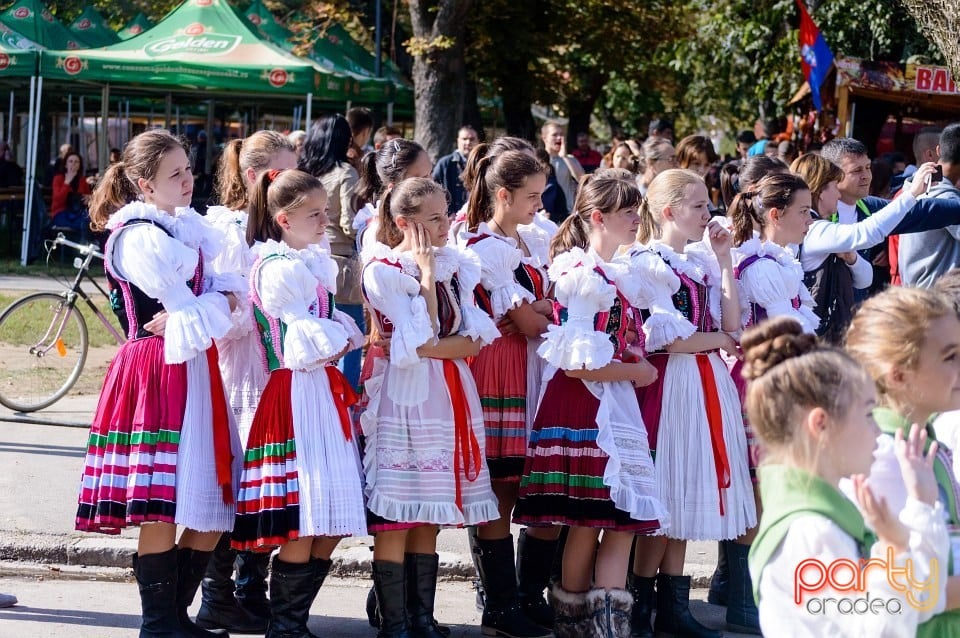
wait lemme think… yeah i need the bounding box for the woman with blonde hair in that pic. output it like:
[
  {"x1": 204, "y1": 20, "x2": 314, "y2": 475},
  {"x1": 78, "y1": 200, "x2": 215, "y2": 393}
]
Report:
[
  {"x1": 637, "y1": 138, "x2": 675, "y2": 196},
  {"x1": 626, "y1": 168, "x2": 755, "y2": 637}
]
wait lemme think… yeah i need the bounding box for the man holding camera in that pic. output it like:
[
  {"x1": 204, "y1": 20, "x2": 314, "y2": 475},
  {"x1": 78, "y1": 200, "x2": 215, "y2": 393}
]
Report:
[{"x1": 897, "y1": 123, "x2": 960, "y2": 288}]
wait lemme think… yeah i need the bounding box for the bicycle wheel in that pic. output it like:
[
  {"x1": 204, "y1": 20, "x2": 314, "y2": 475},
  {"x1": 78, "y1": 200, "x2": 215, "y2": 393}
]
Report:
[{"x1": 0, "y1": 292, "x2": 89, "y2": 412}]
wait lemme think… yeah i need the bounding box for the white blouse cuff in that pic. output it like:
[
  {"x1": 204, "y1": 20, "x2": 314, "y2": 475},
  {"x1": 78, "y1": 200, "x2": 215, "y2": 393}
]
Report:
[
  {"x1": 163, "y1": 292, "x2": 233, "y2": 364},
  {"x1": 389, "y1": 295, "x2": 435, "y2": 369},
  {"x1": 489, "y1": 283, "x2": 535, "y2": 320},
  {"x1": 204, "y1": 271, "x2": 246, "y2": 297},
  {"x1": 537, "y1": 318, "x2": 614, "y2": 371},
  {"x1": 281, "y1": 316, "x2": 349, "y2": 370},
  {"x1": 459, "y1": 303, "x2": 501, "y2": 345},
  {"x1": 331, "y1": 308, "x2": 365, "y2": 352}
]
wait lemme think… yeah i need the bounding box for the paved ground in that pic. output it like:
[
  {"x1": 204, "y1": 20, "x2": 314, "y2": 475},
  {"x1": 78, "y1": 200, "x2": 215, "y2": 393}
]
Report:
[{"x1": 0, "y1": 574, "x2": 743, "y2": 637}]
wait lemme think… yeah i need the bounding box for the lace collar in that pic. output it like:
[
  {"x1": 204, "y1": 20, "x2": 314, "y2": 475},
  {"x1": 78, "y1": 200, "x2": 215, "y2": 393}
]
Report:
[
  {"x1": 253, "y1": 239, "x2": 338, "y2": 292},
  {"x1": 204, "y1": 205, "x2": 248, "y2": 229},
  {"x1": 366, "y1": 241, "x2": 461, "y2": 283},
  {"x1": 107, "y1": 201, "x2": 221, "y2": 257},
  {"x1": 648, "y1": 240, "x2": 710, "y2": 284},
  {"x1": 736, "y1": 238, "x2": 803, "y2": 279}
]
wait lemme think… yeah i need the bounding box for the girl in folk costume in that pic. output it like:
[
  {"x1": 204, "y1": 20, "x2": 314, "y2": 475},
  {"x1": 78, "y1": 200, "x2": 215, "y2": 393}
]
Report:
[
  {"x1": 198, "y1": 131, "x2": 298, "y2": 634},
  {"x1": 513, "y1": 171, "x2": 667, "y2": 638},
  {"x1": 354, "y1": 139, "x2": 432, "y2": 432},
  {"x1": 231, "y1": 168, "x2": 366, "y2": 638},
  {"x1": 629, "y1": 169, "x2": 755, "y2": 638},
  {"x1": 703, "y1": 172, "x2": 820, "y2": 634},
  {"x1": 729, "y1": 172, "x2": 819, "y2": 334},
  {"x1": 454, "y1": 136, "x2": 559, "y2": 241},
  {"x1": 206, "y1": 131, "x2": 299, "y2": 440},
  {"x1": 361, "y1": 177, "x2": 500, "y2": 638},
  {"x1": 354, "y1": 139, "x2": 433, "y2": 262},
  {"x1": 459, "y1": 149, "x2": 555, "y2": 638},
  {"x1": 76, "y1": 130, "x2": 244, "y2": 638},
  {"x1": 844, "y1": 287, "x2": 960, "y2": 636},
  {"x1": 745, "y1": 317, "x2": 947, "y2": 638}
]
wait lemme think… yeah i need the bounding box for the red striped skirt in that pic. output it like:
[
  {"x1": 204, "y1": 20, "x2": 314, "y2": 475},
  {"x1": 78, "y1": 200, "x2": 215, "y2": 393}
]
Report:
[
  {"x1": 470, "y1": 332, "x2": 529, "y2": 481},
  {"x1": 232, "y1": 369, "x2": 299, "y2": 551},
  {"x1": 76, "y1": 336, "x2": 187, "y2": 534},
  {"x1": 513, "y1": 370, "x2": 659, "y2": 533}
]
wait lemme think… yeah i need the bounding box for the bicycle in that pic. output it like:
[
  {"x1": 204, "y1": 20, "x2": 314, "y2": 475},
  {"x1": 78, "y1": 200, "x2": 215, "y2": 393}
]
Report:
[{"x1": 0, "y1": 233, "x2": 125, "y2": 412}]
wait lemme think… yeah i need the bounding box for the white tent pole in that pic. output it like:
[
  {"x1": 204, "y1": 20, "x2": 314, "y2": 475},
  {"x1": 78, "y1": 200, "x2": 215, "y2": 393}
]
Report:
[
  {"x1": 20, "y1": 76, "x2": 39, "y2": 266},
  {"x1": 79, "y1": 96, "x2": 85, "y2": 162},
  {"x1": 305, "y1": 93, "x2": 312, "y2": 130},
  {"x1": 6, "y1": 90, "x2": 13, "y2": 144},
  {"x1": 20, "y1": 76, "x2": 35, "y2": 265},
  {"x1": 99, "y1": 84, "x2": 110, "y2": 174}
]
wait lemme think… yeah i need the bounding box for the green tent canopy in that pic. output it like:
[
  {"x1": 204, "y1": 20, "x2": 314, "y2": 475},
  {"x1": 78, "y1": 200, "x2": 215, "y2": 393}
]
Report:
[
  {"x1": 242, "y1": 0, "x2": 393, "y2": 104},
  {"x1": 0, "y1": 22, "x2": 41, "y2": 78},
  {"x1": 0, "y1": 0, "x2": 91, "y2": 50},
  {"x1": 69, "y1": 6, "x2": 119, "y2": 48},
  {"x1": 319, "y1": 24, "x2": 413, "y2": 109},
  {"x1": 38, "y1": 0, "x2": 351, "y2": 100},
  {"x1": 118, "y1": 12, "x2": 152, "y2": 40}
]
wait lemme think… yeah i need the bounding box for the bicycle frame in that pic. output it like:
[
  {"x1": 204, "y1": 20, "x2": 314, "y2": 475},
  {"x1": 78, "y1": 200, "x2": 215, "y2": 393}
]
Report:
[{"x1": 34, "y1": 234, "x2": 126, "y2": 355}]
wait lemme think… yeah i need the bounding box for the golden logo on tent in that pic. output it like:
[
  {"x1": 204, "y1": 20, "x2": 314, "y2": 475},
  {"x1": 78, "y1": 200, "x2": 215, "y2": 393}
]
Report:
[
  {"x1": 0, "y1": 54, "x2": 11, "y2": 71},
  {"x1": 60, "y1": 56, "x2": 87, "y2": 76},
  {"x1": 76, "y1": 19, "x2": 92, "y2": 30},
  {"x1": 145, "y1": 31, "x2": 241, "y2": 58},
  {"x1": 12, "y1": 7, "x2": 30, "y2": 19},
  {"x1": 248, "y1": 13, "x2": 262, "y2": 26}
]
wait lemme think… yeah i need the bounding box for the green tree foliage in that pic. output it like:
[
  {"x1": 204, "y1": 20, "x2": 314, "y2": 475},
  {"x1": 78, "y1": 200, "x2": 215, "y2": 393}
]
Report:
[{"x1": 622, "y1": 0, "x2": 941, "y2": 136}]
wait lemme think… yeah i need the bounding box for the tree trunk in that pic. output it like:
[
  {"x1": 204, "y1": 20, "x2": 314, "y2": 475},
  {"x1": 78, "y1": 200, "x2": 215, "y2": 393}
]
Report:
[
  {"x1": 564, "y1": 69, "x2": 608, "y2": 151},
  {"x1": 898, "y1": 0, "x2": 960, "y2": 75},
  {"x1": 502, "y1": 89, "x2": 537, "y2": 142},
  {"x1": 462, "y1": 78, "x2": 485, "y2": 141},
  {"x1": 408, "y1": 0, "x2": 474, "y2": 162}
]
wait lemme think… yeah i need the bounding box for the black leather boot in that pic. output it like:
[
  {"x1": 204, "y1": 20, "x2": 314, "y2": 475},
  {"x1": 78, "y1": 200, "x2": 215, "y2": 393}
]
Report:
[
  {"x1": 475, "y1": 536, "x2": 552, "y2": 638},
  {"x1": 236, "y1": 550, "x2": 272, "y2": 619},
  {"x1": 266, "y1": 558, "x2": 318, "y2": 638},
  {"x1": 308, "y1": 557, "x2": 332, "y2": 603},
  {"x1": 724, "y1": 542, "x2": 760, "y2": 635},
  {"x1": 628, "y1": 573, "x2": 655, "y2": 638},
  {"x1": 372, "y1": 560, "x2": 412, "y2": 638},
  {"x1": 175, "y1": 547, "x2": 229, "y2": 637},
  {"x1": 654, "y1": 574, "x2": 722, "y2": 638},
  {"x1": 196, "y1": 536, "x2": 268, "y2": 634},
  {"x1": 404, "y1": 553, "x2": 450, "y2": 638},
  {"x1": 707, "y1": 542, "x2": 728, "y2": 606},
  {"x1": 515, "y1": 529, "x2": 557, "y2": 630},
  {"x1": 134, "y1": 548, "x2": 190, "y2": 638},
  {"x1": 366, "y1": 582, "x2": 381, "y2": 629},
  {"x1": 587, "y1": 588, "x2": 632, "y2": 638},
  {"x1": 468, "y1": 526, "x2": 486, "y2": 612}
]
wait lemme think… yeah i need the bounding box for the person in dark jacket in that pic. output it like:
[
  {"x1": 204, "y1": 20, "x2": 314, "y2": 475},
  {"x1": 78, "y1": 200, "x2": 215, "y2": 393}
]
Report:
[{"x1": 432, "y1": 125, "x2": 479, "y2": 216}]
